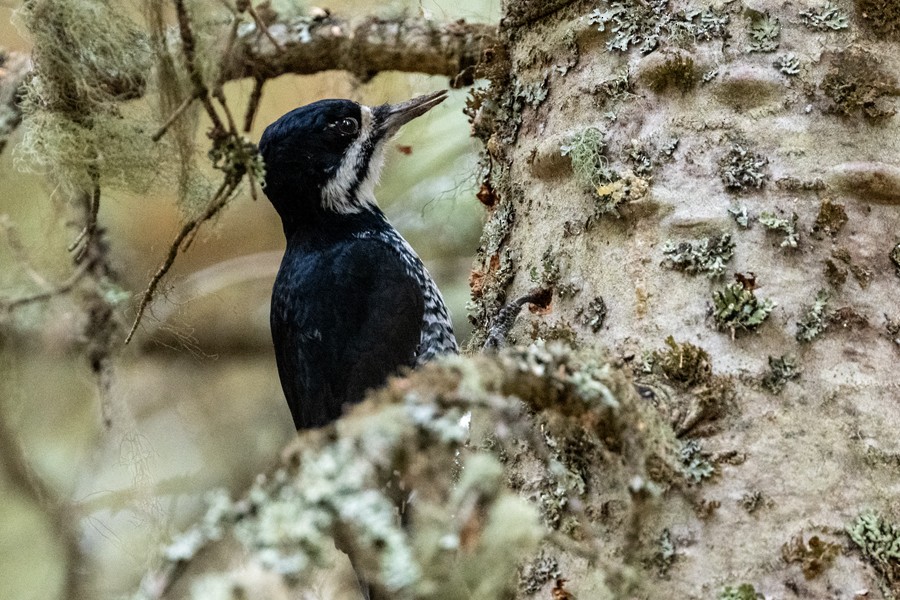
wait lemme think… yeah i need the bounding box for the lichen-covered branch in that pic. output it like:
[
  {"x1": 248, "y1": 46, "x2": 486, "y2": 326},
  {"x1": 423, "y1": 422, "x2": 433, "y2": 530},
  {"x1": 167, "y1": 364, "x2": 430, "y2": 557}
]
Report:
[
  {"x1": 221, "y1": 12, "x2": 494, "y2": 84},
  {"x1": 136, "y1": 344, "x2": 685, "y2": 600},
  {"x1": 0, "y1": 13, "x2": 495, "y2": 154}
]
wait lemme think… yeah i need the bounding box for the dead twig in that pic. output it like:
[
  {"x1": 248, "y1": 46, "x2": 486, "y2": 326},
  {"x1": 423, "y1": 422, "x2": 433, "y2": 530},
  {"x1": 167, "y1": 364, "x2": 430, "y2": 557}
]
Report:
[
  {"x1": 2, "y1": 259, "x2": 94, "y2": 312},
  {"x1": 238, "y1": 0, "x2": 286, "y2": 53},
  {"x1": 124, "y1": 179, "x2": 235, "y2": 344},
  {"x1": 243, "y1": 75, "x2": 265, "y2": 132},
  {"x1": 151, "y1": 94, "x2": 195, "y2": 142}
]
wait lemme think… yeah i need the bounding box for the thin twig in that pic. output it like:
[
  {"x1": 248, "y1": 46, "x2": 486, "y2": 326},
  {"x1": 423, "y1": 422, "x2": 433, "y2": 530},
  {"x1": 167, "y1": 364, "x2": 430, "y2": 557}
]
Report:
[
  {"x1": 243, "y1": 75, "x2": 265, "y2": 132},
  {"x1": 124, "y1": 179, "x2": 233, "y2": 344},
  {"x1": 151, "y1": 94, "x2": 196, "y2": 142},
  {"x1": 244, "y1": 1, "x2": 286, "y2": 53},
  {"x1": 0, "y1": 215, "x2": 51, "y2": 289},
  {"x1": 214, "y1": 88, "x2": 238, "y2": 133},
  {"x1": 181, "y1": 181, "x2": 234, "y2": 251},
  {"x1": 173, "y1": 0, "x2": 225, "y2": 133},
  {"x1": 2, "y1": 258, "x2": 93, "y2": 312}
]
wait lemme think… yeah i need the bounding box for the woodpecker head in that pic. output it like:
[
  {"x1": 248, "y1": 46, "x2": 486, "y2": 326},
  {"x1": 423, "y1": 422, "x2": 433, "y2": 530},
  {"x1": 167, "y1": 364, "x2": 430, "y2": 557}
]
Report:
[{"x1": 259, "y1": 90, "x2": 447, "y2": 226}]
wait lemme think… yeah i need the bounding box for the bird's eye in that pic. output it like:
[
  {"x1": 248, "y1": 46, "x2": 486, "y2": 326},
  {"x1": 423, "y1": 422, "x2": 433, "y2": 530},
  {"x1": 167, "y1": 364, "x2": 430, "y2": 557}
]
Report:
[{"x1": 336, "y1": 117, "x2": 359, "y2": 135}]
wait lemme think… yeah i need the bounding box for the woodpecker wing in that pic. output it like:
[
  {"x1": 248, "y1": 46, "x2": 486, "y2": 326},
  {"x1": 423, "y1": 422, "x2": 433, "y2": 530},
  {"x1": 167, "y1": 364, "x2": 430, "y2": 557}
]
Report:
[{"x1": 271, "y1": 237, "x2": 425, "y2": 429}]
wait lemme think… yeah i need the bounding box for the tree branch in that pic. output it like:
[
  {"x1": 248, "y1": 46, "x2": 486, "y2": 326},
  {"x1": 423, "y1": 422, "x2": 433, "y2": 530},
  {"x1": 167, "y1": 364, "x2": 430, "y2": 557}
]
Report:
[
  {"x1": 0, "y1": 14, "x2": 495, "y2": 153},
  {"x1": 221, "y1": 13, "x2": 494, "y2": 83}
]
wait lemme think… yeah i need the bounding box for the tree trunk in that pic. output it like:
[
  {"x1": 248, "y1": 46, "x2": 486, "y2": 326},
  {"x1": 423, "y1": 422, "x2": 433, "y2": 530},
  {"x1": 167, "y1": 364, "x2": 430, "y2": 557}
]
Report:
[{"x1": 467, "y1": 0, "x2": 900, "y2": 597}]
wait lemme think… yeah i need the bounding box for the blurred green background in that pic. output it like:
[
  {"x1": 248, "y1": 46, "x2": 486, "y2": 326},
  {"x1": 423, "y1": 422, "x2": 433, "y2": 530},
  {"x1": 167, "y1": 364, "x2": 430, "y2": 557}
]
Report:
[{"x1": 0, "y1": 0, "x2": 497, "y2": 597}]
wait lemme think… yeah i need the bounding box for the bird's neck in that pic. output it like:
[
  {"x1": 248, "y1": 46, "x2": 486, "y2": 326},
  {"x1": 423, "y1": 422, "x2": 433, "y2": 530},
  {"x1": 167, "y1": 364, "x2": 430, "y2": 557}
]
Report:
[{"x1": 281, "y1": 198, "x2": 391, "y2": 249}]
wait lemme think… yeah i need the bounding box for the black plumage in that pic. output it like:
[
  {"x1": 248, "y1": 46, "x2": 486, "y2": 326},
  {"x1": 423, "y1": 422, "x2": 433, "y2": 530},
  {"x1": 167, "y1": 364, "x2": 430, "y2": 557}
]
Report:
[{"x1": 259, "y1": 91, "x2": 458, "y2": 430}]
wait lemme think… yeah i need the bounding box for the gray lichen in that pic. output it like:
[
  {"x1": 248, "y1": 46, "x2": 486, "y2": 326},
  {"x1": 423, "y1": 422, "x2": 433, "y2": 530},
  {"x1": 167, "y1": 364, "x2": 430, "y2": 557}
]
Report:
[
  {"x1": 796, "y1": 290, "x2": 830, "y2": 342},
  {"x1": 662, "y1": 233, "x2": 735, "y2": 278},
  {"x1": 746, "y1": 10, "x2": 780, "y2": 53},
  {"x1": 627, "y1": 139, "x2": 654, "y2": 175},
  {"x1": 680, "y1": 439, "x2": 714, "y2": 483},
  {"x1": 759, "y1": 211, "x2": 800, "y2": 249},
  {"x1": 588, "y1": 1, "x2": 729, "y2": 55},
  {"x1": 577, "y1": 296, "x2": 608, "y2": 332},
  {"x1": 728, "y1": 204, "x2": 751, "y2": 227},
  {"x1": 720, "y1": 141, "x2": 768, "y2": 191},
  {"x1": 761, "y1": 354, "x2": 801, "y2": 394},
  {"x1": 653, "y1": 528, "x2": 676, "y2": 575},
  {"x1": 800, "y1": 2, "x2": 850, "y2": 31},
  {"x1": 518, "y1": 550, "x2": 560, "y2": 594},
  {"x1": 774, "y1": 53, "x2": 801, "y2": 76}
]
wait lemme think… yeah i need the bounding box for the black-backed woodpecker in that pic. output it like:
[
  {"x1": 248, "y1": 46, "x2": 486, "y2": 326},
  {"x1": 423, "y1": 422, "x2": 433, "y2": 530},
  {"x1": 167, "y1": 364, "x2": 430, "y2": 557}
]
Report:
[{"x1": 259, "y1": 90, "x2": 459, "y2": 430}]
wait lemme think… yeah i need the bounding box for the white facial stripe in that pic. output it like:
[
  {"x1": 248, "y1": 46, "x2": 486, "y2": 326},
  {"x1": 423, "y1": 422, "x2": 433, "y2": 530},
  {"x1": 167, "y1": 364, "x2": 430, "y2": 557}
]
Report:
[
  {"x1": 322, "y1": 106, "x2": 378, "y2": 214},
  {"x1": 356, "y1": 142, "x2": 387, "y2": 208}
]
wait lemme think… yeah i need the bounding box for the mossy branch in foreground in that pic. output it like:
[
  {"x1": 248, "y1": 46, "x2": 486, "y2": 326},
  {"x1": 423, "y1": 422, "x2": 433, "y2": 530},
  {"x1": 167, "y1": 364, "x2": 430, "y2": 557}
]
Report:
[{"x1": 137, "y1": 344, "x2": 686, "y2": 600}]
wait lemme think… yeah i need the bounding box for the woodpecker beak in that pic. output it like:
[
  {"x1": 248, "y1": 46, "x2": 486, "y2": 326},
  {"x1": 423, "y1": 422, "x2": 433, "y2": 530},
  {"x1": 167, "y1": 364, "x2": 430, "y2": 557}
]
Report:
[{"x1": 378, "y1": 90, "x2": 448, "y2": 136}]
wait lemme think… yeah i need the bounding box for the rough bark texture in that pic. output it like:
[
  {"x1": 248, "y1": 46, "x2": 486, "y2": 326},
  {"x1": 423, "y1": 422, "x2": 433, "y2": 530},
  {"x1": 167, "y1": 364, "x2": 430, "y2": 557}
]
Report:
[{"x1": 466, "y1": 0, "x2": 900, "y2": 597}]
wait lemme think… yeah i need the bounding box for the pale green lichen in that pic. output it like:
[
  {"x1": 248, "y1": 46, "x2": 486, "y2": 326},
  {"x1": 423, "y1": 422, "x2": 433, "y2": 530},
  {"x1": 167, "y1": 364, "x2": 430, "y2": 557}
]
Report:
[
  {"x1": 662, "y1": 233, "x2": 734, "y2": 278},
  {"x1": 759, "y1": 211, "x2": 800, "y2": 249},
  {"x1": 561, "y1": 127, "x2": 611, "y2": 189},
  {"x1": 796, "y1": 290, "x2": 830, "y2": 342},
  {"x1": 746, "y1": 10, "x2": 780, "y2": 52},
  {"x1": 15, "y1": 0, "x2": 165, "y2": 194},
  {"x1": 847, "y1": 511, "x2": 900, "y2": 595},
  {"x1": 512, "y1": 76, "x2": 549, "y2": 109},
  {"x1": 588, "y1": 1, "x2": 729, "y2": 54},
  {"x1": 728, "y1": 204, "x2": 751, "y2": 227},
  {"x1": 712, "y1": 282, "x2": 776, "y2": 336},
  {"x1": 562, "y1": 128, "x2": 649, "y2": 217},
  {"x1": 774, "y1": 53, "x2": 801, "y2": 76},
  {"x1": 720, "y1": 584, "x2": 761, "y2": 600},
  {"x1": 761, "y1": 355, "x2": 801, "y2": 394},
  {"x1": 680, "y1": 439, "x2": 714, "y2": 483},
  {"x1": 800, "y1": 2, "x2": 850, "y2": 31}
]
